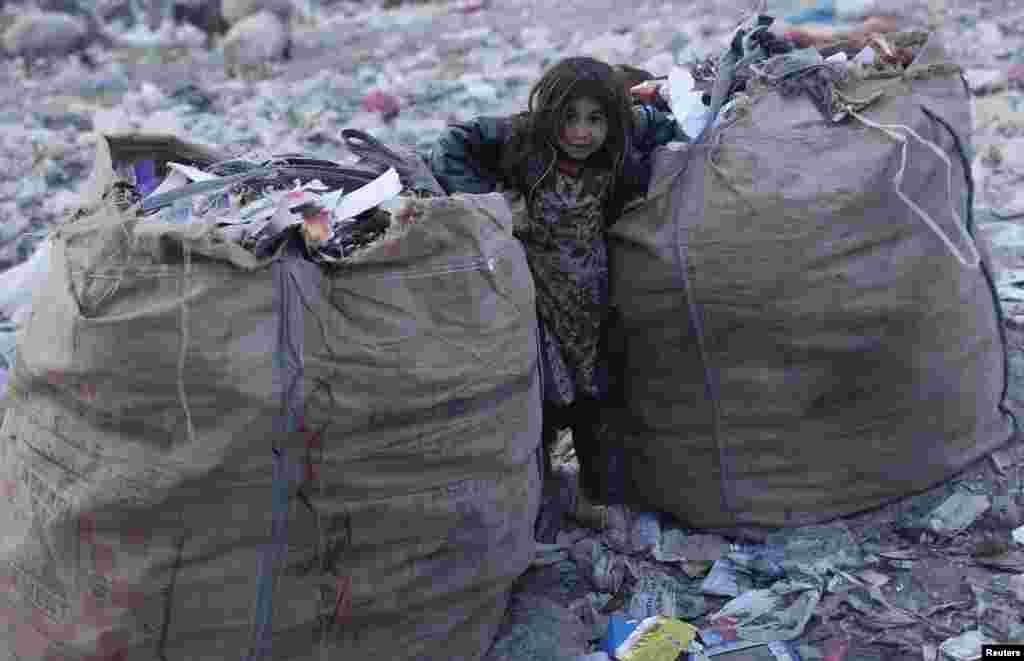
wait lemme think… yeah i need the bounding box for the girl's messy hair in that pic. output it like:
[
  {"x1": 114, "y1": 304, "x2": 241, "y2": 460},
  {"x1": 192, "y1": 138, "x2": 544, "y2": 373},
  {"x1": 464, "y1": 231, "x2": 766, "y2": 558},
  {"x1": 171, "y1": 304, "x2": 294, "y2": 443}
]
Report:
[{"x1": 502, "y1": 56, "x2": 635, "y2": 221}]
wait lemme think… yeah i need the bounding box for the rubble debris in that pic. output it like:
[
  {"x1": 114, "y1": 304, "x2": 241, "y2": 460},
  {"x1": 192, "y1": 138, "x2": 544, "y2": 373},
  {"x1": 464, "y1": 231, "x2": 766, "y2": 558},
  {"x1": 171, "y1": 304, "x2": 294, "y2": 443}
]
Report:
[
  {"x1": 220, "y1": 0, "x2": 294, "y2": 25},
  {"x1": 927, "y1": 493, "x2": 992, "y2": 537},
  {"x1": 222, "y1": 9, "x2": 291, "y2": 79},
  {"x1": 1, "y1": 10, "x2": 110, "y2": 69},
  {"x1": 483, "y1": 593, "x2": 590, "y2": 661},
  {"x1": 172, "y1": 0, "x2": 229, "y2": 48}
]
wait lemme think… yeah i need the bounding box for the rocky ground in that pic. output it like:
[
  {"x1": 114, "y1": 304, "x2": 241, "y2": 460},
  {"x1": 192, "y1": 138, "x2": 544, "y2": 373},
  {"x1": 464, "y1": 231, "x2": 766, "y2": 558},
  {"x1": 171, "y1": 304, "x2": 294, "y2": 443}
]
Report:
[{"x1": 2, "y1": 1, "x2": 1024, "y2": 660}]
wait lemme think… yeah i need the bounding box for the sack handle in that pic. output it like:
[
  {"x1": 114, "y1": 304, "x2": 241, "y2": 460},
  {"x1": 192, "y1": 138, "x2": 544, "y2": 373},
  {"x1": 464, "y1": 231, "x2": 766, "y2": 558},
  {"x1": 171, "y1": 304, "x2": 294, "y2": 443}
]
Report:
[
  {"x1": 341, "y1": 128, "x2": 446, "y2": 196},
  {"x1": 342, "y1": 128, "x2": 408, "y2": 169}
]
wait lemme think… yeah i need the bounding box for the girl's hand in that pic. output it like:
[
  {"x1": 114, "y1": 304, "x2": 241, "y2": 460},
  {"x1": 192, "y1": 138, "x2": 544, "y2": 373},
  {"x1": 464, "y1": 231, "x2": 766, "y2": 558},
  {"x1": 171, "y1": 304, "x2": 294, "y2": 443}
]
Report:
[{"x1": 629, "y1": 80, "x2": 667, "y2": 106}]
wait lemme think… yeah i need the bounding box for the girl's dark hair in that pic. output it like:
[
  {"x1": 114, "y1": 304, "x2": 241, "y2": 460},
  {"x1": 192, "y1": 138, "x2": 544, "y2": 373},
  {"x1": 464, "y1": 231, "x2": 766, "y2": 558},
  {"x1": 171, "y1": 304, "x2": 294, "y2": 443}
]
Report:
[{"x1": 501, "y1": 56, "x2": 635, "y2": 222}]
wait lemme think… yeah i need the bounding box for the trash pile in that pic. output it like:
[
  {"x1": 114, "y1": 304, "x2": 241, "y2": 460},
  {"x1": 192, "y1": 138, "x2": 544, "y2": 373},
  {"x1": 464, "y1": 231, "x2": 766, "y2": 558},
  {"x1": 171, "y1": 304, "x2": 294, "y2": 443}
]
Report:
[
  {"x1": 494, "y1": 446, "x2": 1024, "y2": 661},
  {"x1": 117, "y1": 128, "x2": 440, "y2": 263}
]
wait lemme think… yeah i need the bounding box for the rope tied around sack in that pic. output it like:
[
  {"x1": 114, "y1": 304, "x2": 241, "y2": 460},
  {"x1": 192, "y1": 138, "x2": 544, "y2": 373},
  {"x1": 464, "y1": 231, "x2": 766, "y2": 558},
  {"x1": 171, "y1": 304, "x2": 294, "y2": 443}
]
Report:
[
  {"x1": 177, "y1": 238, "x2": 196, "y2": 446},
  {"x1": 846, "y1": 108, "x2": 981, "y2": 269}
]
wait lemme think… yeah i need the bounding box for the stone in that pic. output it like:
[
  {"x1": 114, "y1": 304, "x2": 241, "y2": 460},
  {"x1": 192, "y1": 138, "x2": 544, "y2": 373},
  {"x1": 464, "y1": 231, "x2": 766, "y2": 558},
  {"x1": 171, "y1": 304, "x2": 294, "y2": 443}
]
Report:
[{"x1": 222, "y1": 10, "x2": 290, "y2": 79}]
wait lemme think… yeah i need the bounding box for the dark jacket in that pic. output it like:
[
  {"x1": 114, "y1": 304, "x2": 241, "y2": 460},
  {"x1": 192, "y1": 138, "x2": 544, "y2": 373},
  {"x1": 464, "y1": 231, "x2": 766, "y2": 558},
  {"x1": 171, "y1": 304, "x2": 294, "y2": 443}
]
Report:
[{"x1": 428, "y1": 104, "x2": 687, "y2": 218}]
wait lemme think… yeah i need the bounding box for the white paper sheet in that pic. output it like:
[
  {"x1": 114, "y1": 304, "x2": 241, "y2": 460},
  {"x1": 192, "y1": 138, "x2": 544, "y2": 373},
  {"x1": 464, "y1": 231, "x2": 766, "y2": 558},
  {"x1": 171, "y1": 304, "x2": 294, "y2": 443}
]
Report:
[
  {"x1": 167, "y1": 161, "x2": 220, "y2": 182},
  {"x1": 321, "y1": 167, "x2": 402, "y2": 221}
]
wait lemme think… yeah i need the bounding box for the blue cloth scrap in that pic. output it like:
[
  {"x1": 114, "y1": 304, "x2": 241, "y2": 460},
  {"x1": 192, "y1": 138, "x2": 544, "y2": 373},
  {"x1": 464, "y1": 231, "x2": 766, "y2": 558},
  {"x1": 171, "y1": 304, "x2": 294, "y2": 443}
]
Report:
[{"x1": 134, "y1": 160, "x2": 157, "y2": 197}]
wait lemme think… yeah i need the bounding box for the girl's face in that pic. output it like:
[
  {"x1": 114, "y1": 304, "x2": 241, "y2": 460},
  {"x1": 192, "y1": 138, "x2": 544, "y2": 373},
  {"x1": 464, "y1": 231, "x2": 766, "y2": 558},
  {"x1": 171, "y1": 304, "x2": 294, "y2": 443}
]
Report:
[{"x1": 557, "y1": 96, "x2": 608, "y2": 162}]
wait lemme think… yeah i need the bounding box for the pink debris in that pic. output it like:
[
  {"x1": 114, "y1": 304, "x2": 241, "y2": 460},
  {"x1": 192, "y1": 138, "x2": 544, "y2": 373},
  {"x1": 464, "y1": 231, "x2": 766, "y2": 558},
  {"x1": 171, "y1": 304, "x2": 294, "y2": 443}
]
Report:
[
  {"x1": 92, "y1": 543, "x2": 115, "y2": 576},
  {"x1": 334, "y1": 575, "x2": 353, "y2": 623},
  {"x1": 823, "y1": 637, "x2": 851, "y2": 661},
  {"x1": 454, "y1": 0, "x2": 486, "y2": 14},
  {"x1": 111, "y1": 578, "x2": 147, "y2": 610},
  {"x1": 1009, "y1": 64, "x2": 1024, "y2": 87},
  {"x1": 361, "y1": 90, "x2": 401, "y2": 121},
  {"x1": 15, "y1": 622, "x2": 49, "y2": 659}
]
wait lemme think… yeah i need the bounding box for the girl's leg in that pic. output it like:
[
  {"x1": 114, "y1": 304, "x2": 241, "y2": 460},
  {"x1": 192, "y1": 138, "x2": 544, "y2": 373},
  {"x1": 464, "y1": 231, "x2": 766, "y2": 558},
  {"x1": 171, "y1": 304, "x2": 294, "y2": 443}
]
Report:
[
  {"x1": 571, "y1": 397, "x2": 627, "y2": 505},
  {"x1": 535, "y1": 401, "x2": 575, "y2": 541},
  {"x1": 540, "y1": 401, "x2": 573, "y2": 480}
]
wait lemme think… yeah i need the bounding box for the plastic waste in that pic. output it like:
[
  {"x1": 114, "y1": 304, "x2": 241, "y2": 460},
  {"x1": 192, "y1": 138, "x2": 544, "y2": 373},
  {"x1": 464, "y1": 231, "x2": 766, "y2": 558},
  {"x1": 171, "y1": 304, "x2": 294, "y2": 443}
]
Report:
[
  {"x1": 853, "y1": 46, "x2": 876, "y2": 66},
  {"x1": 976, "y1": 222, "x2": 1024, "y2": 292},
  {"x1": 766, "y1": 523, "x2": 863, "y2": 578},
  {"x1": 626, "y1": 559, "x2": 708, "y2": 621},
  {"x1": 1013, "y1": 525, "x2": 1024, "y2": 546},
  {"x1": 574, "y1": 654, "x2": 611, "y2": 661},
  {"x1": 700, "y1": 556, "x2": 756, "y2": 597},
  {"x1": 0, "y1": 240, "x2": 52, "y2": 326},
  {"x1": 571, "y1": 538, "x2": 630, "y2": 594},
  {"x1": 0, "y1": 321, "x2": 17, "y2": 371},
  {"x1": 927, "y1": 493, "x2": 991, "y2": 536},
  {"x1": 698, "y1": 620, "x2": 773, "y2": 657},
  {"x1": 169, "y1": 82, "x2": 215, "y2": 112},
  {"x1": 966, "y1": 69, "x2": 1010, "y2": 96},
  {"x1": 361, "y1": 90, "x2": 401, "y2": 121},
  {"x1": 569, "y1": 592, "x2": 612, "y2": 643},
  {"x1": 605, "y1": 614, "x2": 642, "y2": 657},
  {"x1": 631, "y1": 511, "x2": 661, "y2": 556},
  {"x1": 696, "y1": 639, "x2": 803, "y2": 660},
  {"x1": 974, "y1": 550, "x2": 1024, "y2": 572},
  {"x1": 144, "y1": 168, "x2": 191, "y2": 201},
  {"x1": 937, "y1": 630, "x2": 994, "y2": 661},
  {"x1": 613, "y1": 615, "x2": 698, "y2": 661},
  {"x1": 603, "y1": 504, "x2": 636, "y2": 554},
  {"x1": 707, "y1": 580, "x2": 822, "y2": 644},
  {"x1": 653, "y1": 530, "x2": 727, "y2": 565},
  {"x1": 484, "y1": 593, "x2": 589, "y2": 661},
  {"x1": 1009, "y1": 574, "x2": 1024, "y2": 603},
  {"x1": 665, "y1": 66, "x2": 708, "y2": 140}
]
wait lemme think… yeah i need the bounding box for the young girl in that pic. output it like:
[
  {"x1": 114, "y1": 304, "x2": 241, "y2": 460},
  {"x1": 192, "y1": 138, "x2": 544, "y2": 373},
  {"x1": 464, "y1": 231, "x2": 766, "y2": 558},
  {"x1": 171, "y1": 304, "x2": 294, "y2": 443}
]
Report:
[{"x1": 429, "y1": 56, "x2": 685, "y2": 507}]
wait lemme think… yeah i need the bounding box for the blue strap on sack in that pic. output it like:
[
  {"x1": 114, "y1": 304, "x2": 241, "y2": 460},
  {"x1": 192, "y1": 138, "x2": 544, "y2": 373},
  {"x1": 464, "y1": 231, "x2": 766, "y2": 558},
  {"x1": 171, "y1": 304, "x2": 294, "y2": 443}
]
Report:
[{"x1": 246, "y1": 238, "x2": 312, "y2": 660}]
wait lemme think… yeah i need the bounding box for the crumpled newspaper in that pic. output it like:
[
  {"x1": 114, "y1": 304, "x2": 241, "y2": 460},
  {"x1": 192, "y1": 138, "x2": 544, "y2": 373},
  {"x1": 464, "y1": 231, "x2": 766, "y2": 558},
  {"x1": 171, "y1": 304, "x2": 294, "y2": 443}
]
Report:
[
  {"x1": 625, "y1": 559, "x2": 709, "y2": 622},
  {"x1": 571, "y1": 537, "x2": 631, "y2": 594},
  {"x1": 705, "y1": 579, "x2": 823, "y2": 645}
]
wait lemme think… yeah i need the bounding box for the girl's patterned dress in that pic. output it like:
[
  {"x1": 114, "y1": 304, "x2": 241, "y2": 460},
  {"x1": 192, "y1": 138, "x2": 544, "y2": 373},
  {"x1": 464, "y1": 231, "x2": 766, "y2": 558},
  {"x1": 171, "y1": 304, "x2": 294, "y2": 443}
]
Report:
[{"x1": 515, "y1": 161, "x2": 612, "y2": 407}]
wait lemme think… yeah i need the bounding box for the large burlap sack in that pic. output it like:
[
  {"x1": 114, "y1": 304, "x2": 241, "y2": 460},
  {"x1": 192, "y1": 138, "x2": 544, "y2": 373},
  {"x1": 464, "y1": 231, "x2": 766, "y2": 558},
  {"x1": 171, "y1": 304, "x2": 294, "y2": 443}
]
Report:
[
  {"x1": 0, "y1": 134, "x2": 542, "y2": 660},
  {"x1": 608, "y1": 32, "x2": 1016, "y2": 529}
]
